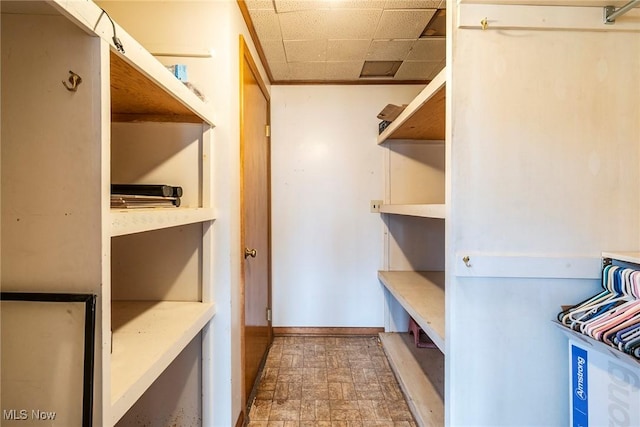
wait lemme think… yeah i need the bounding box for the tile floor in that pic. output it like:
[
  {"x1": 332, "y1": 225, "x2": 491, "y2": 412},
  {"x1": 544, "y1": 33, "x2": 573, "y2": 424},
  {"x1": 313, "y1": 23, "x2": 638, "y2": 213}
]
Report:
[{"x1": 246, "y1": 335, "x2": 417, "y2": 427}]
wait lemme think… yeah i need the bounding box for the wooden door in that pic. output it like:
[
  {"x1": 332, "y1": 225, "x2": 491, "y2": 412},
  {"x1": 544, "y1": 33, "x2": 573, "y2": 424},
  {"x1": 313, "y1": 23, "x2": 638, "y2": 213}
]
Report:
[{"x1": 240, "y1": 36, "x2": 272, "y2": 409}]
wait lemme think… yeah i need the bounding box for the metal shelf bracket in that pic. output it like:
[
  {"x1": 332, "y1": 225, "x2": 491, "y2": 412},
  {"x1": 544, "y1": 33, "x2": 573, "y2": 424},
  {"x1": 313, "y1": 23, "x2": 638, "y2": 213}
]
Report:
[{"x1": 604, "y1": 0, "x2": 640, "y2": 24}]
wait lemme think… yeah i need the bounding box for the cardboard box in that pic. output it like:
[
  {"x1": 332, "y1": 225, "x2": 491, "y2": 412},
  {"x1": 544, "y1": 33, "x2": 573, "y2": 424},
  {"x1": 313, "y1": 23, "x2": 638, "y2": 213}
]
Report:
[{"x1": 568, "y1": 334, "x2": 640, "y2": 427}]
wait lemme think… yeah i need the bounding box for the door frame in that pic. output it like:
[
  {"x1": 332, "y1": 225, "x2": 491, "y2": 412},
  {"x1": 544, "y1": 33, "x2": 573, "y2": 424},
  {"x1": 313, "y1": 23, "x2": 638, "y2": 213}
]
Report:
[{"x1": 239, "y1": 34, "x2": 272, "y2": 415}]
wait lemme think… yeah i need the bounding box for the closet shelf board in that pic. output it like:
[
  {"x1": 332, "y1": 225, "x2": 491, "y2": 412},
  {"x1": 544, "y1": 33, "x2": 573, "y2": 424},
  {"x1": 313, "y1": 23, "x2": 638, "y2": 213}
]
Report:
[
  {"x1": 377, "y1": 67, "x2": 446, "y2": 144},
  {"x1": 379, "y1": 333, "x2": 444, "y2": 427},
  {"x1": 110, "y1": 207, "x2": 215, "y2": 237},
  {"x1": 378, "y1": 271, "x2": 445, "y2": 352},
  {"x1": 49, "y1": 0, "x2": 215, "y2": 125},
  {"x1": 602, "y1": 251, "x2": 640, "y2": 265},
  {"x1": 380, "y1": 204, "x2": 445, "y2": 219},
  {"x1": 110, "y1": 52, "x2": 213, "y2": 124},
  {"x1": 110, "y1": 300, "x2": 216, "y2": 424}
]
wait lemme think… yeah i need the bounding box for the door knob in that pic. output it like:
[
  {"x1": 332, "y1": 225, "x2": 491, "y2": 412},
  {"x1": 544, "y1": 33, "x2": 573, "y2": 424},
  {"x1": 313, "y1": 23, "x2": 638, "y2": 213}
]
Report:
[{"x1": 244, "y1": 248, "x2": 257, "y2": 259}]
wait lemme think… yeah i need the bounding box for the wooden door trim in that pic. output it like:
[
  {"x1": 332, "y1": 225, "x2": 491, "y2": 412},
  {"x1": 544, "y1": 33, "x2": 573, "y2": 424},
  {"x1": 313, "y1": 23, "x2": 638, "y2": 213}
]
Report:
[{"x1": 239, "y1": 34, "x2": 272, "y2": 413}]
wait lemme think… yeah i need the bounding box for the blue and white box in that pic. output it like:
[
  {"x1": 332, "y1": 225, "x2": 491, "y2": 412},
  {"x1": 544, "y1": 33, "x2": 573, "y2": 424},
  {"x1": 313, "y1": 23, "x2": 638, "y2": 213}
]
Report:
[{"x1": 569, "y1": 337, "x2": 640, "y2": 427}]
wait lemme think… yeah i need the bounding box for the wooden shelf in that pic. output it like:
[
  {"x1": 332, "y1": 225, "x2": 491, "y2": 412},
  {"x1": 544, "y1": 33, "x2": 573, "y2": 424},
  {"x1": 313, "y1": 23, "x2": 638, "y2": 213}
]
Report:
[
  {"x1": 378, "y1": 271, "x2": 445, "y2": 352},
  {"x1": 378, "y1": 67, "x2": 446, "y2": 144},
  {"x1": 47, "y1": 0, "x2": 215, "y2": 125},
  {"x1": 110, "y1": 300, "x2": 215, "y2": 425},
  {"x1": 602, "y1": 251, "x2": 640, "y2": 265},
  {"x1": 110, "y1": 207, "x2": 215, "y2": 237},
  {"x1": 110, "y1": 52, "x2": 213, "y2": 124},
  {"x1": 380, "y1": 204, "x2": 445, "y2": 219},
  {"x1": 379, "y1": 333, "x2": 444, "y2": 427}
]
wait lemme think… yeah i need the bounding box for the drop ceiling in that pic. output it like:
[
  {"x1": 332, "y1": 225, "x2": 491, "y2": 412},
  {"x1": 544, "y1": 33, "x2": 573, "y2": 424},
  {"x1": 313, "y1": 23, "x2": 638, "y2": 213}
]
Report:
[{"x1": 241, "y1": 0, "x2": 446, "y2": 83}]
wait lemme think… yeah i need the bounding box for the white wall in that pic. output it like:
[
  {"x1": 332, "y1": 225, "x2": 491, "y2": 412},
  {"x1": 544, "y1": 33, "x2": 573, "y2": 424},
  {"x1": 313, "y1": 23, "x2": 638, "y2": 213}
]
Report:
[
  {"x1": 271, "y1": 85, "x2": 423, "y2": 328},
  {"x1": 96, "y1": 2, "x2": 270, "y2": 426},
  {"x1": 448, "y1": 9, "x2": 640, "y2": 427}
]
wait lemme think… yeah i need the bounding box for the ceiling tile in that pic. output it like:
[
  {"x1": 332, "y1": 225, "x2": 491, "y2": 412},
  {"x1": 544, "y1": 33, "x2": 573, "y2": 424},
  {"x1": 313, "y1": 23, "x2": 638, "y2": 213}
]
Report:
[
  {"x1": 428, "y1": 59, "x2": 446, "y2": 80},
  {"x1": 245, "y1": 0, "x2": 275, "y2": 11},
  {"x1": 249, "y1": 9, "x2": 283, "y2": 41},
  {"x1": 261, "y1": 39, "x2": 288, "y2": 63},
  {"x1": 325, "y1": 61, "x2": 364, "y2": 80},
  {"x1": 279, "y1": 9, "x2": 328, "y2": 40},
  {"x1": 384, "y1": 0, "x2": 441, "y2": 9},
  {"x1": 367, "y1": 39, "x2": 414, "y2": 61},
  {"x1": 284, "y1": 39, "x2": 327, "y2": 62},
  {"x1": 329, "y1": 0, "x2": 386, "y2": 9},
  {"x1": 374, "y1": 9, "x2": 435, "y2": 39},
  {"x1": 326, "y1": 9, "x2": 382, "y2": 39},
  {"x1": 269, "y1": 62, "x2": 291, "y2": 81},
  {"x1": 275, "y1": 1, "x2": 331, "y2": 13},
  {"x1": 327, "y1": 39, "x2": 370, "y2": 61},
  {"x1": 289, "y1": 62, "x2": 327, "y2": 80},
  {"x1": 406, "y1": 38, "x2": 445, "y2": 61},
  {"x1": 394, "y1": 60, "x2": 441, "y2": 80}
]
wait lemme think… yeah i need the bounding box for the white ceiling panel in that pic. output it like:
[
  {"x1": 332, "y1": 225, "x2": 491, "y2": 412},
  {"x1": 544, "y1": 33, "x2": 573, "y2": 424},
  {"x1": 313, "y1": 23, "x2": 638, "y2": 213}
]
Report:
[
  {"x1": 374, "y1": 9, "x2": 435, "y2": 39},
  {"x1": 279, "y1": 9, "x2": 329, "y2": 40},
  {"x1": 246, "y1": 0, "x2": 446, "y2": 82},
  {"x1": 284, "y1": 39, "x2": 328, "y2": 62},
  {"x1": 261, "y1": 39, "x2": 288, "y2": 63},
  {"x1": 325, "y1": 62, "x2": 365, "y2": 80},
  {"x1": 384, "y1": 0, "x2": 441, "y2": 8},
  {"x1": 245, "y1": 0, "x2": 275, "y2": 11},
  {"x1": 275, "y1": 1, "x2": 331, "y2": 13},
  {"x1": 367, "y1": 39, "x2": 415, "y2": 61},
  {"x1": 428, "y1": 59, "x2": 446, "y2": 79},
  {"x1": 269, "y1": 62, "x2": 291, "y2": 81},
  {"x1": 394, "y1": 60, "x2": 442, "y2": 80},
  {"x1": 328, "y1": 0, "x2": 386, "y2": 9},
  {"x1": 327, "y1": 39, "x2": 371, "y2": 61},
  {"x1": 289, "y1": 62, "x2": 327, "y2": 80},
  {"x1": 251, "y1": 9, "x2": 283, "y2": 41},
  {"x1": 407, "y1": 38, "x2": 445, "y2": 61},
  {"x1": 326, "y1": 9, "x2": 383, "y2": 39}
]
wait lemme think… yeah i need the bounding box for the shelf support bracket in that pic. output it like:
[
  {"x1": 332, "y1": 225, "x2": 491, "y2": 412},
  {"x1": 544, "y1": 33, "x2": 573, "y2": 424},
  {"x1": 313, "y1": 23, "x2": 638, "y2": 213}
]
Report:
[{"x1": 604, "y1": 0, "x2": 640, "y2": 24}]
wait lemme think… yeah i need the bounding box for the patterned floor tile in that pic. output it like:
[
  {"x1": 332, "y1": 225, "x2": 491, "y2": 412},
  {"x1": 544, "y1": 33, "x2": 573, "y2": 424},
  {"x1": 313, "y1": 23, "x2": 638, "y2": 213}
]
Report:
[{"x1": 247, "y1": 336, "x2": 417, "y2": 426}]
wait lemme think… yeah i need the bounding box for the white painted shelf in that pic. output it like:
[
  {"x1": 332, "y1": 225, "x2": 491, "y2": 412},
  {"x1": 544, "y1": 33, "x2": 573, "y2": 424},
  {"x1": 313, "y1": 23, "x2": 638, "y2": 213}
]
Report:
[
  {"x1": 378, "y1": 271, "x2": 445, "y2": 352},
  {"x1": 379, "y1": 333, "x2": 444, "y2": 427},
  {"x1": 111, "y1": 208, "x2": 215, "y2": 236},
  {"x1": 49, "y1": 0, "x2": 216, "y2": 126},
  {"x1": 377, "y1": 67, "x2": 446, "y2": 144},
  {"x1": 380, "y1": 204, "x2": 445, "y2": 219},
  {"x1": 110, "y1": 300, "x2": 216, "y2": 424},
  {"x1": 602, "y1": 251, "x2": 640, "y2": 265}
]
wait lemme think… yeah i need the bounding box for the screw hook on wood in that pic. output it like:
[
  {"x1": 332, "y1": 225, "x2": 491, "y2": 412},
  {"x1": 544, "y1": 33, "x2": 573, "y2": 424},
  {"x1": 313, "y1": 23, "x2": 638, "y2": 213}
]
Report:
[
  {"x1": 480, "y1": 18, "x2": 488, "y2": 30},
  {"x1": 463, "y1": 256, "x2": 472, "y2": 268},
  {"x1": 62, "y1": 71, "x2": 82, "y2": 92}
]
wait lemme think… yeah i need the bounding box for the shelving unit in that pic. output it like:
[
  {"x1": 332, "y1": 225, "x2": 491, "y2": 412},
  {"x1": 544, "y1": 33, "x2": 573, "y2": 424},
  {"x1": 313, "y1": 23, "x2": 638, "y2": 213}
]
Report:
[
  {"x1": 379, "y1": 204, "x2": 445, "y2": 219},
  {"x1": 110, "y1": 301, "x2": 215, "y2": 423},
  {"x1": 1, "y1": 1, "x2": 216, "y2": 425},
  {"x1": 602, "y1": 251, "x2": 640, "y2": 265},
  {"x1": 378, "y1": 271, "x2": 445, "y2": 352},
  {"x1": 377, "y1": 65, "x2": 447, "y2": 426},
  {"x1": 379, "y1": 333, "x2": 445, "y2": 427}
]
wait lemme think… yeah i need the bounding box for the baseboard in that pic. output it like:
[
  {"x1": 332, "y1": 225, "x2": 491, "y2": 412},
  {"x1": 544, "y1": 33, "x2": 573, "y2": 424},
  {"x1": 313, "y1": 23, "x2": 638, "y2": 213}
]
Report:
[{"x1": 273, "y1": 326, "x2": 384, "y2": 336}]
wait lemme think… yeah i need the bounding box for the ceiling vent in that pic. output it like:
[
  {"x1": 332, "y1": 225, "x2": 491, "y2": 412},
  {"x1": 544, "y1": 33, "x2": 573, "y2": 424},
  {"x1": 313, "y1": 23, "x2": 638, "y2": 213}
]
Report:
[
  {"x1": 421, "y1": 8, "x2": 446, "y2": 38},
  {"x1": 359, "y1": 60, "x2": 403, "y2": 78}
]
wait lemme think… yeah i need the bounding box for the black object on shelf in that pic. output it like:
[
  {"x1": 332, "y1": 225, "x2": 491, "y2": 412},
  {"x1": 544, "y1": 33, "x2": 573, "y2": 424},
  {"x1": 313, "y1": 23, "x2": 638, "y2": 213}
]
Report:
[{"x1": 111, "y1": 184, "x2": 182, "y2": 198}]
